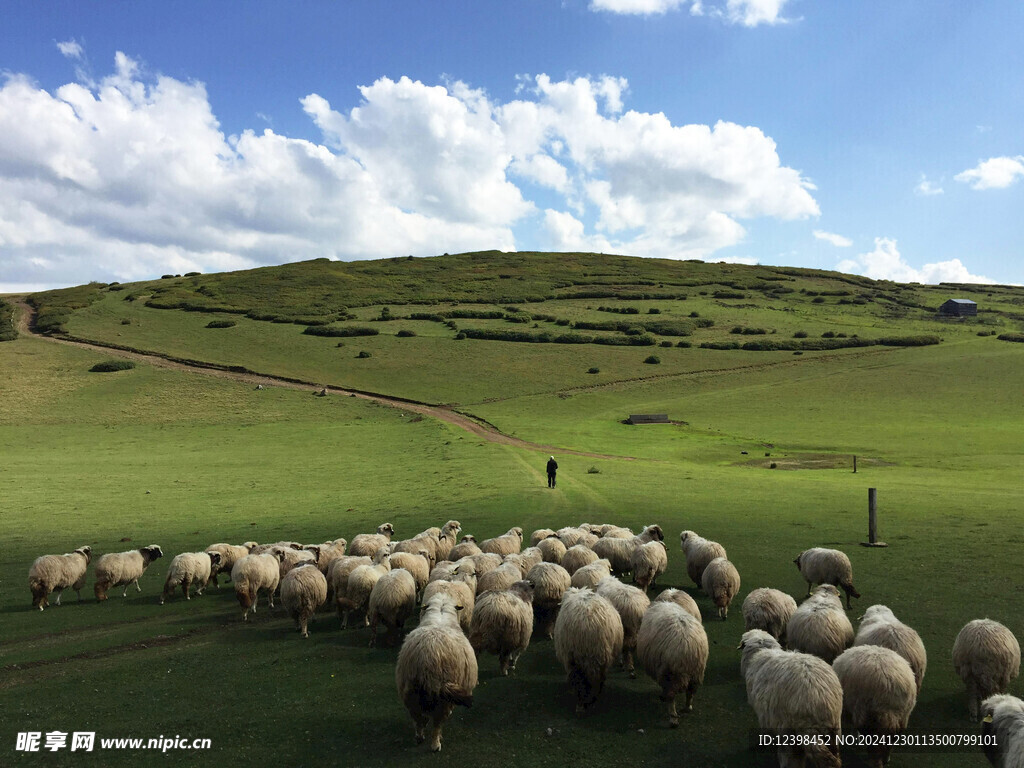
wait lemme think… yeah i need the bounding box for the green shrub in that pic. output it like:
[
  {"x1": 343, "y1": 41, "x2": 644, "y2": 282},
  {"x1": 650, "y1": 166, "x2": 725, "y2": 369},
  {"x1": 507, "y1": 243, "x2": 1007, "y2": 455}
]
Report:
[
  {"x1": 997, "y1": 332, "x2": 1024, "y2": 343},
  {"x1": 356, "y1": 350, "x2": 372, "y2": 358},
  {"x1": 206, "y1": 320, "x2": 236, "y2": 329},
  {"x1": 302, "y1": 325, "x2": 379, "y2": 337},
  {"x1": 877, "y1": 335, "x2": 941, "y2": 346},
  {"x1": 0, "y1": 300, "x2": 16, "y2": 342},
  {"x1": 90, "y1": 360, "x2": 136, "y2": 372},
  {"x1": 793, "y1": 330, "x2": 808, "y2": 338},
  {"x1": 643, "y1": 355, "x2": 661, "y2": 364},
  {"x1": 822, "y1": 331, "x2": 836, "y2": 338},
  {"x1": 700, "y1": 341, "x2": 742, "y2": 350},
  {"x1": 812, "y1": 296, "x2": 826, "y2": 304},
  {"x1": 642, "y1": 320, "x2": 694, "y2": 336},
  {"x1": 676, "y1": 340, "x2": 692, "y2": 348},
  {"x1": 396, "y1": 329, "x2": 417, "y2": 337},
  {"x1": 587, "y1": 367, "x2": 600, "y2": 374},
  {"x1": 648, "y1": 308, "x2": 661, "y2": 314},
  {"x1": 660, "y1": 341, "x2": 673, "y2": 347},
  {"x1": 553, "y1": 333, "x2": 594, "y2": 344},
  {"x1": 689, "y1": 311, "x2": 700, "y2": 318},
  {"x1": 587, "y1": 466, "x2": 601, "y2": 474},
  {"x1": 713, "y1": 291, "x2": 745, "y2": 299},
  {"x1": 455, "y1": 332, "x2": 467, "y2": 340}
]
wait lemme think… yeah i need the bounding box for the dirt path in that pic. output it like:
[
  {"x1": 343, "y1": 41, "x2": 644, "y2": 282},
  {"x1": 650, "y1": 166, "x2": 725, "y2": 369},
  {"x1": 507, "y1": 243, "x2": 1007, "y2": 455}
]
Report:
[{"x1": 13, "y1": 300, "x2": 636, "y2": 461}]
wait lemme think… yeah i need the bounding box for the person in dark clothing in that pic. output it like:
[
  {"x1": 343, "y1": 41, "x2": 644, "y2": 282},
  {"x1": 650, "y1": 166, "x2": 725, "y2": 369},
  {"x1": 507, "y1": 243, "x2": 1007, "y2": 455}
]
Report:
[{"x1": 546, "y1": 456, "x2": 558, "y2": 488}]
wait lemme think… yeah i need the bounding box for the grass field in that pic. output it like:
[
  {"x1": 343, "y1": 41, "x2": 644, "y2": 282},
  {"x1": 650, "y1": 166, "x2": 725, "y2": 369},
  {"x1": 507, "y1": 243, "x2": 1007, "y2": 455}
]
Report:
[{"x1": 4, "y1": 254, "x2": 1024, "y2": 767}]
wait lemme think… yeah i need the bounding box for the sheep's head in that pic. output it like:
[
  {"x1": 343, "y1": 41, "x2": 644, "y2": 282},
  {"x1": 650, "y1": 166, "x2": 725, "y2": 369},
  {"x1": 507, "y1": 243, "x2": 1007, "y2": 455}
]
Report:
[
  {"x1": 511, "y1": 527, "x2": 524, "y2": 540},
  {"x1": 143, "y1": 545, "x2": 163, "y2": 562},
  {"x1": 645, "y1": 524, "x2": 665, "y2": 542},
  {"x1": 208, "y1": 552, "x2": 222, "y2": 568},
  {"x1": 860, "y1": 604, "x2": 893, "y2": 623},
  {"x1": 273, "y1": 550, "x2": 287, "y2": 563},
  {"x1": 792, "y1": 553, "x2": 803, "y2": 569},
  {"x1": 304, "y1": 545, "x2": 322, "y2": 563},
  {"x1": 812, "y1": 584, "x2": 842, "y2": 601},
  {"x1": 76, "y1": 546, "x2": 93, "y2": 563},
  {"x1": 243, "y1": 541, "x2": 258, "y2": 550},
  {"x1": 510, "y1": 580, "x2": 535, "y2": 604},
  {"x1": 461, "y1": 535, "x2": 476, "y2": 543},
  {"x1": 379, "y1": 523, "x2": 395, "y2": 537}
]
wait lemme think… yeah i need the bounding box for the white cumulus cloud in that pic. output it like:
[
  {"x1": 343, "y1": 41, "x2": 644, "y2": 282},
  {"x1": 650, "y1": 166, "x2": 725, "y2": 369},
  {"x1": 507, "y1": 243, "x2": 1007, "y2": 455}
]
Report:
[
  {"x1": 836, "y1": 237, "x2": 995, "y2": 284},
  {"x1": 56, "y1": 40, "x2": 84, "y2": 60},
  {"x1": 0, "y1": 57, "x2": 818, "y2": 288},
  {"x1": 726, "y1": 0, "x2": 789, "y2": 26},
  {"x1": 955, "y1": 156, "x2": 1024, "y2": 190},
  {"x1": 813, "y1": 230, "x2": 852, "y2": 247},
  {"x1": 914, "y1": 175, "x2": 944, "y2": 196},
  {"x1": 590, "y1": 0, "x2": 788, "y2": 24}
]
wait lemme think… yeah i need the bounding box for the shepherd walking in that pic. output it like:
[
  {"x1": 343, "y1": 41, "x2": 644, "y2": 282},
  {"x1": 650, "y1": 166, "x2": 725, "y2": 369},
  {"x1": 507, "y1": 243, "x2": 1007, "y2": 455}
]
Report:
[{"x1": 546, "y1": 455, "x2": 558, "y2": 488}]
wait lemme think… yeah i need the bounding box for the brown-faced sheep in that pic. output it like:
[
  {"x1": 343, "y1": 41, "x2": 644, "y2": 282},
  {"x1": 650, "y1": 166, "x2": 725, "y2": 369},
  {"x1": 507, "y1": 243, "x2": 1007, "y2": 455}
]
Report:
[
  {"x1": 743, "y1": 588, "x2": 798, "y2": 644},
  {"x1": 337, "y1": 549, "x2": 392, "y2": 629},
  {"x1": 562, "y1": 545, "x2": 599, "y2": 576},
  {"x1": 537, "y1": 536, "x2": 567, "y2": 565},
  {"x1": 794, "y1": 547, "x2": 861, "y2": 610},
  {"x1": 854, "y1": 604, "x2": 927, "y2": 693},
  {"x1": 448, "y1": 535, "x2": 481, "y2": 561},
  {"x1": 367, "y1": 567, "x2": 418, "y2": 647},
  {"x1": 280, "y1": 562, "x2": 328, "y2": 638},
  {"x1": 654, "y1": 588, "x2": 702, "y2": 622},
  {"x1": 833, "y1": 645, "x2": 917, "y2": 768},
  {"x1": 631, "y1": 540, "x2": 668, "y2": 593},
  {"x1": 787, "y1": 585, "x2": 854, "y2": 663},
  {"x1": 204, "y1": 542, "x2": 255, "y2": 586},
  {"x1": 160, "y1": 552, "x2": 220, "y2": 604},
  {"x1": 469, "y1": 580, "x2": 535, "y2": 675},
  {"x1": 953, "y1": 619, "x2": 1021, "y2": 721},
  {"x1": 232, "y1": 551, "x2": 285, "y2": 621},
  {"x1": 28, "y1": 546, "x2": 92, "y2": 610},
  {"x1": 701, "y1": 556, "x2": 741, "y2": 620},
  {"x1": 395, "y1": 593, "x2": 478, "y2": 752},
  {"x1": 739, "y1": 629, "x2": 843, "y2": 768},
  {"x1": 479, "y1": 527, "x2": 523, "y2": 557},
  {"x1": 94, "y1": 545, "x2": 163, "y2": 600},
  {"x1": 980, "y1": 694, "x2": 1024, "y2": 768},
  {"x1": 571, "y1": 559, "x2": 613, "y2": 590},
  {"x1": 679, "y1": 530, "x2": 726, "y2": 588},
  {"x1": 637, "y1": 601, "x2": 709, "y2": 726},
  {"x1": 596, "y1": 576, "x2": 651, "y2": 678},
  {"x1": 554, "y1": 588, "x2": 624, "y2": 714},
  {"x1": 526, "y1": 562, "x2": 572, "y2": 638}
]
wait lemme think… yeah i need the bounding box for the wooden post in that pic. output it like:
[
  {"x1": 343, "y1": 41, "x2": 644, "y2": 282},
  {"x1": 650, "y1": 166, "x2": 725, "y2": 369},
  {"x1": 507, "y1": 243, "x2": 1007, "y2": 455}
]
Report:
[
  {"x1": 861, "y1": 488, "x2": 887, "y2": 547},
  {"x1": 853, "y1": 455, "x2": 857, "y2": 473}
]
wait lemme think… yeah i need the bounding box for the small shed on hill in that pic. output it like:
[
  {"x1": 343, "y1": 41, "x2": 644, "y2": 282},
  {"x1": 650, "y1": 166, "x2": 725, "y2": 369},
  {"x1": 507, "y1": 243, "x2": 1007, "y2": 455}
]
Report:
[
  {"x1": 939, "y1": 299, "x2": 977, "y2": 317},
  {"x1": 627, "y1": 414, "x2": 670, "y2": 425}
]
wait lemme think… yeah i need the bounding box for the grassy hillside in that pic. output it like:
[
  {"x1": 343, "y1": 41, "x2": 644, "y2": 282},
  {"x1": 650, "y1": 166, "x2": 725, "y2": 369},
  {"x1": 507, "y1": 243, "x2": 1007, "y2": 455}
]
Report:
[{"x1": 5, "y1": 253, "x2": 1024, "y2": 767}]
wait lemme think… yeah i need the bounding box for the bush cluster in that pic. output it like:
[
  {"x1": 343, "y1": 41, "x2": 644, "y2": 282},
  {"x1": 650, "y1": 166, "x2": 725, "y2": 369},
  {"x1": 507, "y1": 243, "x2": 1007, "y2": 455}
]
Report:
[
  {"x1": 90, "y1": 360, "x2": 136, "y2": 372},
  {"x1": 302, "y1": 325, "x2": 379, "y2": 338},
  {"x1": 997, "y1": 332, "x2": 1024, "y2": 343},
  {"x1": 206, "y1": 320, "x2": 236, "y2": 329}
]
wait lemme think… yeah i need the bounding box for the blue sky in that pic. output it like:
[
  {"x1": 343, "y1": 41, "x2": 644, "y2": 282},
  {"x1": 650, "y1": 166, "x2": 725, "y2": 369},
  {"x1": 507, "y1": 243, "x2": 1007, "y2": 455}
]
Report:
[{"x1": 1, "y1": 0, "x2": 1022, "y2": 290}]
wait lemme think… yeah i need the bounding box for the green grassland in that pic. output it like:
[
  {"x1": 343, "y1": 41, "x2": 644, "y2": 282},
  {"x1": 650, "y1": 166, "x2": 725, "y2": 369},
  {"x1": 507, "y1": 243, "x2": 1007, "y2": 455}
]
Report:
[{"x1": 4, "y1": 253, "x2": 1024, "y2": 767}]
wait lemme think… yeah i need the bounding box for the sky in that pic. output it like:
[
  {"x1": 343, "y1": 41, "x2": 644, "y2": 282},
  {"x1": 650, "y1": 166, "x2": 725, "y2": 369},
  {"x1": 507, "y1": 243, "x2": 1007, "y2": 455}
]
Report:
[{"x1": 1, "y1": 0, "x2": 1022, "y2": 292}]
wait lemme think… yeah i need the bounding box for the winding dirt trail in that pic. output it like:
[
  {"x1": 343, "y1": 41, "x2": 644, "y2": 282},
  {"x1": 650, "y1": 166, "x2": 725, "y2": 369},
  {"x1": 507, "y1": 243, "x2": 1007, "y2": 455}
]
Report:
[{"x1": 12, "y1": 300, "x2": 636, "y2": 461}]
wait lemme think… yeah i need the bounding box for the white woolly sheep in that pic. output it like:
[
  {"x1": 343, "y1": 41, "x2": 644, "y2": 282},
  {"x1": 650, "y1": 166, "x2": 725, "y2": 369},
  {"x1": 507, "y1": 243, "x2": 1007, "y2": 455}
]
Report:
[
  {"x1": 476, "y1": 561, "x2": 525, "y2": 596},
  {"x1": 527, "y1": 562, "x2": 572, "y2": 638},
  {"x1": 367, "y1": 567, "x2": 418, "y2": 647},
  {"x1": 393, "y1": 534, "x2": 438, "y2": 569},
  {"x1": 337, "y1": 549, "x2": 392, "y2": 629},
  {"x1": 314, "y1": 538, "x2": 348, "y2": 575},
  {"x1": 348, "y1": 523, "x2": 395, "y2": 557},
  {"x1": 556, "y1": 527, "x2": 586, "y2": 548},
  {"x1": 592, "y1": 525, "x2": 665, "y2": 576},
  {"x1": 94, "y1": 545, "x2": 163, "y2": 600},
  {"x1": 833, "y1": 645, "x2": 917, "y2": 768},
  {"x1": 743, "y1": 588, "x2": 798, "y2": 644},
  {"x1": 793, "y1": 547, "x2": 861, "y2": 610},
  {"x1": 28, "y1": 546, "x2": 92, "y2": 610},
  {"x1": 278, "y1": 546, "x2": 318, "y2": 579},
  {"x1": 571, "y1": 559, "x2": 613, "y2": 590},
  {"x1": 160, "y1": 552, "x2": 221, "y2": 604},
  {"x1": 469, "y1": 580, "x2": 535, "y2": 675},
  {"x1": 554, "y1": 588, "x2": 624, "y2": 714},
  {"x1": 679, "y1": 530, "x2": 727, "y2": 588},
  {"x1": 479, "y1": 527, "x2": 523, "y2": 557},
  {"x1": 980, "y1": 694, "x2": 1024, "y2": 768},
  {"x1": 518, "y1": 547, "x2": 544, "y2": 572},
  {"x1": 395, "y1": 593, "x2": 478, "y2": 752},
  {"x1": 596, "y1": 576, "x2": 651, "y2": 677},
  {"x1": 280, "y1": 562, "x2": 328, "y2": 638},
  {"x1": 600, "y1": 525, "x2": 635, "y2": 539},
  {"x1": 422, "y1": 571, "x2": 476, "y2": 634},
  {"x1": 204, "y1": 542, "x2": 256, "y2": 586},
  {"x1": 637, "y1": 601, "x2": 709, "y2": 726},
  {"x1": 631, "y1": 540, "x2": 667, "y2": 593},
  {"x1": 537, "y1": 536, "x2": 567, "y2": 565},
  {"x1": 739, "y1": 629, "x2": 843, "y2": 768},
  {"x1": 701, "y1": 556, "x2": 740, "y2": 620},
  {"x1": 232, "y1": 551, "x2": 285, "y2": 621},
  {"x1": 787, "y1": 584, "x2": 854, "y2": 663},
  {"x1": 467, "y1": 552, "x2": 503, "y2": 578},
  {"x1": 390, "y1": 550, "x2": 431, "y2": 600},
  {"x1": 248, "y1": 541, "x2": 303, "y2": 556},
  {"x1": 562, "y1": 545, "x2": 599, "y2": 576},
  {"x1": 329, "y1": 554, "x2": 372, "y2": 621},
  {"x1": 854, "y1": 604, "x2": 927, "y2": 693},
  {"x1": 434, "y1": 521, "x2": 462, "y2": 561},
  {"x1": 530, "y1": 528, "x2": 557, "y2": 547},
  {"x1": 654, "y1": 588, "x2": 702, "y2": 622},
  {"x1": 447, "y1": 535, "x2": 481, "y2": 561},
  {"x1": 953, "y1": 619, "x2": 1022, "y2": 721}
]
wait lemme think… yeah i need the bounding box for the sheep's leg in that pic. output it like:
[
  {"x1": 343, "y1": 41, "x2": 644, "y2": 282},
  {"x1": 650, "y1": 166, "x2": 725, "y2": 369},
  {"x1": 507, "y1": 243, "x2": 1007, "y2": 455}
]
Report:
[
  {"x1": 625, "y1": 649, "x2": 636, "y2": 679},
  {"x1": 342, "y1": 610, "x2": 350, "y2": 630},
  {"x1": 300, "y1": 618, "x2": 309, "y2": 638},
  {"x1": 499, "y1": 652, "x2": 511, "y2": 676},
  {"x1": 135, "y1": 579, "x2": 142, "y2": 593},
  {"x1": 54, "y1": 589, "x2": 63, "y2": 606},
  {"x1": 268, "y1": 591, "x2": 275, "y2": 609},
  {"x1": 968, "y1": 682, "x2": 981, "y2": 721},
  {"x1": 411, "y1": 710, "x2": 428, "y2": 745},
  {"x1": 684, "y1": 682, "x2": 696, "y2": 712},
  {"x1": 368, "y1": 614, "x2": 379, "y2": 648},
  {"x1": 666, "y1": 695, "x2": 679, "y2": 728},
  {"x1": 428, "y1": 706, "x2": 451, "y2": 752},
  {"x1": 510, "y1": 648, "x2": 524, "y2": 672},
  {"x1": 805, "y1": 580, "x2": 813, "y2": 597}
]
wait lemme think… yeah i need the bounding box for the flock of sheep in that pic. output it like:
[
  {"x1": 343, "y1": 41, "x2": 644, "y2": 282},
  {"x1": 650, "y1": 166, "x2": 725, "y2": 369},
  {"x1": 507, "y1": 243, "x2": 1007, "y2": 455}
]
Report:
[{"x1": 27, "y1": 521, "x2": 1023, "y2": 766}]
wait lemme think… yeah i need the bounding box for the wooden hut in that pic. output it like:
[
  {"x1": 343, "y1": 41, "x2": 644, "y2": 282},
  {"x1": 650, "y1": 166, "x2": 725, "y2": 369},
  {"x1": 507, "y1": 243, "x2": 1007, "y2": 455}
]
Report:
[{"x1": 939, "y1": 299, "x2": 977, "y2": 317}]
